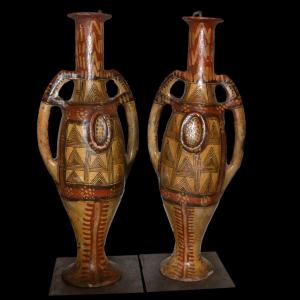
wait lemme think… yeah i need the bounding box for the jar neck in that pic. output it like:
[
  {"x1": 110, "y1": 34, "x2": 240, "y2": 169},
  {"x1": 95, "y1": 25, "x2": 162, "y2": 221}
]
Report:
[
  {"x1": 69, "y1": 12, "x2": 111, "y2": 79},
  {"x1": 184, "y1": 17, "x2": 222, "y2": 82}
]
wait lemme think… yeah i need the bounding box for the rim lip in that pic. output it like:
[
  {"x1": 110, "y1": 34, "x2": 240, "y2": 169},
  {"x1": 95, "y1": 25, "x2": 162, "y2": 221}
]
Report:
[
  {"x1": 183, "y1": 16, "x2": 223, "y2": 23},
  {"x1": 68, "y1": 12, "x2": 112, "y2": 20}
]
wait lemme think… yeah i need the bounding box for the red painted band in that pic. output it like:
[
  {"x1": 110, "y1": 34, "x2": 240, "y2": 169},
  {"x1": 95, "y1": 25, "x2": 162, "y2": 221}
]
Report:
[
  {"x1": 160, "y1": 187, "x2": 218, "y2": 207},
  {"x1": 60, "y1": 181, "x2": 124, "y2": 201}
]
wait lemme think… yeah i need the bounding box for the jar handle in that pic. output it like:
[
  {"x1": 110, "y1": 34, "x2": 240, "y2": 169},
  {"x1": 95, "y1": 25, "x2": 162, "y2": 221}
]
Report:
[
  {"x1": 37, "y1": 70, "x2": 79, "y2": 182},
  {"x1": 113, "y1": 72, "x2": 139, "y2": 174},
  {"x1": 148, "y1": 73, "x2": 176, "y2": 174},
  {"x1": 216, "y1": 74, "x2": 246, "y2": 191}
]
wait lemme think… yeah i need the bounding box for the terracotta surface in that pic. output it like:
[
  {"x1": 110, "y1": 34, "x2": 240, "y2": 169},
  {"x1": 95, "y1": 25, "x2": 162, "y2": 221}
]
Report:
[
  {"x1": 148, "y1": 12, "x2": 246, "y2": 282},
  {"x1": 37, "y1": 12, "x2": 138, "y2": 288}
]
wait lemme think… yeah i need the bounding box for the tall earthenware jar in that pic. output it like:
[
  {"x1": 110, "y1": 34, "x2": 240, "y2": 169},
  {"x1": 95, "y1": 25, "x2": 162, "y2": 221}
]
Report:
[
  {"x1": 148, "y1": 12, "x2": 246, "y2": 281},
  {"x1": 37, "y1": 12, "x2": 138, "y2": 287}
]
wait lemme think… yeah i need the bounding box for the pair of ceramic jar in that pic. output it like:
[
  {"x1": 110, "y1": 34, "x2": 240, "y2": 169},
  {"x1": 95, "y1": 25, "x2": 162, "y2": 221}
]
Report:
[{"x1": 37, "y1": 11, "x2": 245, "y2": 287}]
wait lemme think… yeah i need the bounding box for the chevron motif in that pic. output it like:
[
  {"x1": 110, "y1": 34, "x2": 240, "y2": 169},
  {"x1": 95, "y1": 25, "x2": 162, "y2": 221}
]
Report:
[
  {"x1": 202, "y1": 147, "x2": 218, "y2": 172},
  {"x1": 66, "y1": 124, "x2": 85, "y2": 147},
  {"x1": 208, "y1": 120, "x2": 220, "y2": 144},
  {"x1": 210, "y1": 121, "x2": 219, "y2": 138},
  {"x1": 67, "y1": 148, "x2": 85, "y2": 168},
  {"x1": 177, "y1": 157, "x2": 194, "y2": 177},
  {"x1": 174, "y1": 177, "x2": 193, "y2": 193},
  {"x1": 66, "y1": 170, "x2": 84, "y2": 183},
  {"x1": 90, "y1": 172, "x2": 107, "y2": 184},
  {"x1": 85, "y1": 83, "x2": 102, "y2": 103},
  {"x1": 89, "y1": 154, "x2": 107, "y2": 170},
  {"x1": 201, "y1": 173, "x2": 214, "y2": 194}
]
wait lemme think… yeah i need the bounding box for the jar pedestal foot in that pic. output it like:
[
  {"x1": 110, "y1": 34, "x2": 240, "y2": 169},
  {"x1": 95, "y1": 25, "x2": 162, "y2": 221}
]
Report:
[
  {"x1": 62, "y1": 260, "x2": 121, "y2": 288},
  {"x1": 160, "y1": 254, "x2": 213, "y2": 282}
]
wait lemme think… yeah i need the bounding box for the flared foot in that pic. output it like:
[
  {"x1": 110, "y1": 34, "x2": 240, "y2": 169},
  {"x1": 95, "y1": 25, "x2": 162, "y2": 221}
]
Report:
[
  {"x1": 62, "y1": 260, "x2": 121, "y2": 288},
  {"x1": 160, "y1": 254, "x2": 213, "y2": 282}
]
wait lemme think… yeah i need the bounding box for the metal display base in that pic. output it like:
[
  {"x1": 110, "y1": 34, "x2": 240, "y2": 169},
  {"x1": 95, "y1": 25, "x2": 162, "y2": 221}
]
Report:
[
  {"x1": 139, "y1": 252, "x2": 235, "y2": 292},
  {"x1": 49, "y1": 255, "x2": 143, "y2": 296}
]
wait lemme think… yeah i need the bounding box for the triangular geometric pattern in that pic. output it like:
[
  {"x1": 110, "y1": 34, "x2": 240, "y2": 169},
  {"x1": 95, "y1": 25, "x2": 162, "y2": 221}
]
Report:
[
  {"x1": 113, "y1": 141, "x2": 124, "y2": 164},
  {"x1": 66, "y1": 170, "x2": 83, "y2": 183},
  {"x1": 202, "y1": 147, "x2": 219, "y2": 172},
  {"x1": 163, "y1": 140, "x2": 175, "y2": 167},
  {"x1": 200, "y1": 173, "x2": 214, "y2": 194},
  {"x1": 91, "y1": 172, "x2": 107, "y2": 184},
  {"x1": 89, "y1": 154, "x2": 107, "y2": 170},
  {"x1": 174, "y1": 176, "x2": 193, "y2": 193},
  {"x1": 210, "y1": 121, "x2": 219, "y2": 139},
  {"x1": 66, "y1": 124, "x2": 85, "y2": 147},
  {"x1": 177, "y1": 156, "x2": 194, "y2": 177},
  {"x1": 208, "y1": 120, "x2": 220, "y2": 144},
  {"x1": 85, "y1": 83, "x2": 102, "y2": 103},
  {"x1": 67, "y1": 149, "x2": 84, "y2": 168}
]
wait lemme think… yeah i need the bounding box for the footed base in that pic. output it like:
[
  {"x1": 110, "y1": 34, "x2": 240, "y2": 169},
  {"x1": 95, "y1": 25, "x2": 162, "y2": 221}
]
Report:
[
  {"x1": 62, "y1": 260, "x2": 121, "y2": 288},
  {"x1": 140, "y1": 252, "x2": 235, "y2": 292},
  {"x1": 49, "y1": 256, "x2": 143, "y2": 295},
  {"x1": 160, "y1": 254, "x2": 213, "y2": 282}
]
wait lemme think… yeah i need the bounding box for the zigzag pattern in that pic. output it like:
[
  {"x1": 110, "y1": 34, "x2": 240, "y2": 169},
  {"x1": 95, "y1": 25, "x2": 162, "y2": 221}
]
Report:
[
  {"x1": 76, "y1": 19, "x2": 104, "y2": 76},
  {"x1": 187, "y1": 22, "x2": 214, "y2": 81},
  {"x1": 96, "y1": 202, "x2": 110, "y2": 269},
  {"x1": 168, "y1": 205, "x2": 186, "y2": 279},
  {"x1": 167, "y1": 204, "x2": 200, "y2": 280},
  {"x1": 78, "y1": 201, "x2": 112, "y2": 281},
  {"x1": 78, "y1": 202, "x2": 95, "y2": 281}
]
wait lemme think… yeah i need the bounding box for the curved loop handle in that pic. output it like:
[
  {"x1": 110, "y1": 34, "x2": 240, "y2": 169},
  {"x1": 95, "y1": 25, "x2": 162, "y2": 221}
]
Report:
[
  {"x1": 112, "y1": 72, "x2": 139, "y2": 173},
  {"x1": 37, "y1": 70, "x2": 78, "y2": 182},
  {"x1": 148, "y1": 73, "x2": 177, "y2": 173},
  {"x1": 216, "y1": 74, "x2": 246, "y2": 191},
  {"x1": 148, "y1": 102, "x2": 165, "y2": 174},
  {"x1": 42, "y1": 70, "x2": 79, "y2": 107}
]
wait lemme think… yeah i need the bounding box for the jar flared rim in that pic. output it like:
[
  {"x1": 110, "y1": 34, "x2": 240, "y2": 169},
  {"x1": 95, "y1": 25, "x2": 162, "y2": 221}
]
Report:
[
  {"x1": 68, "y1": 12, "x2": 112, "y2": 21},
  {"x1": 183, "y1": 16, "x2": 223, "y2": 24}
]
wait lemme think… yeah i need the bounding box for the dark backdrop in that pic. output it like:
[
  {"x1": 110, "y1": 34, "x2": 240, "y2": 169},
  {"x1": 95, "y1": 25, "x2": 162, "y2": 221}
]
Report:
[{"x1": 4, "y1": 0, "x2": 291, "y2": 298}]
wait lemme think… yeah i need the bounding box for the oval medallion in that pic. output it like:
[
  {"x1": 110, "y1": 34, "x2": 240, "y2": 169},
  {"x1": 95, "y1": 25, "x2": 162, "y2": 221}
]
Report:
[
  {"x1": 94, "y1": 116, "x2": 108, "y2": 145},
  {"x1": 180, "y1": 113, "x2": 206, "y2": 152},
  {"x1": 89, "y1": 113, "x2": 112, "y2": 152}
]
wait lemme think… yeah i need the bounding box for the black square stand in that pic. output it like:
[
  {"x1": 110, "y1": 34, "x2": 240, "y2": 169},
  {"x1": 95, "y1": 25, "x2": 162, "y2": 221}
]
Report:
[
  {"x1": 49, "y1": 252, "x2": 234, "y2": 295},
  {"x1": 139, "y1": 252, "x2": 235, "y2": 292}
]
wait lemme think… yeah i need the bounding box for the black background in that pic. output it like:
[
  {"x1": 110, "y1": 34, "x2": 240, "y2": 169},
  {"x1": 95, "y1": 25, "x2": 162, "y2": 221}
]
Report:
[{"x1": 3, "y1": 0, "x2": 292, "y2": 298}]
